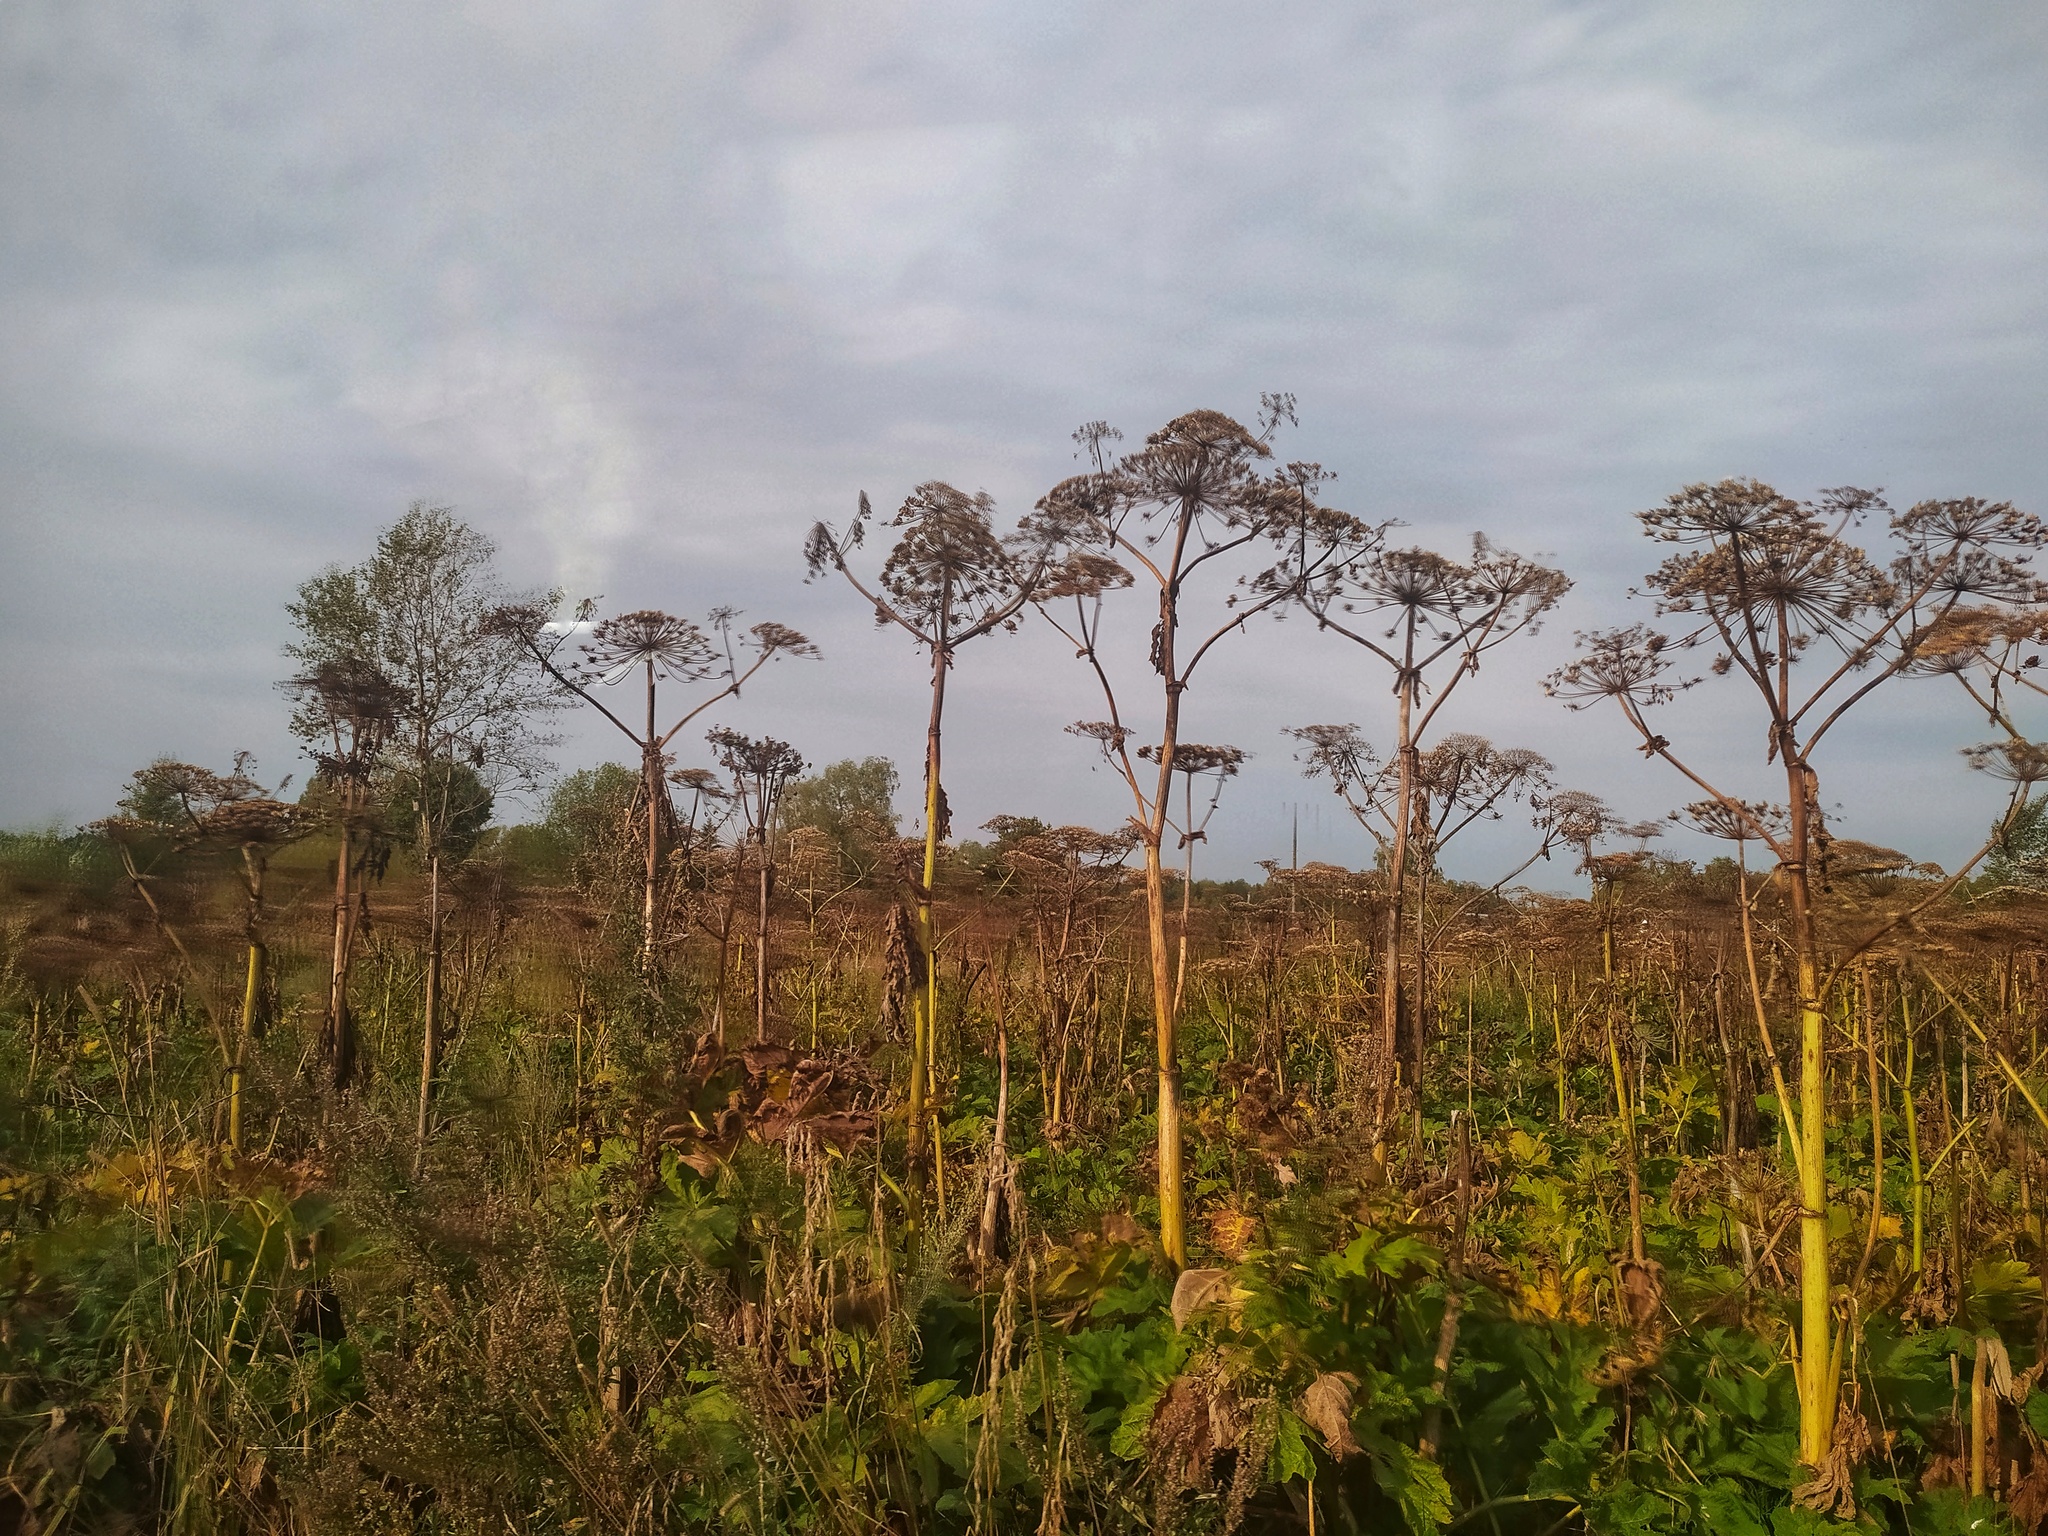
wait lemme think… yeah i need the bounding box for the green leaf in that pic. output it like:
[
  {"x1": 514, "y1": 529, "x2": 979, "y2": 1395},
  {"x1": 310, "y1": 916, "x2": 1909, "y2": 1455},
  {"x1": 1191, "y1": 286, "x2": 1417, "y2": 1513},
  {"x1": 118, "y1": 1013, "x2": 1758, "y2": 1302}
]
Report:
[
  {"x1": 1767, "y1": 1505, "x2": 1850, "y2": 1536},
  {"x1": 1364, "y1": 1438, "x2": 1453, "y2": 1536},
  {"x1": 1268, "y1": 1408, "x2": 1316, "y2": 1485},
  {"x1": 83, "y1": 1430, "x2": 119, "y2": 1483},
  {"x1": 1695, "y1": 1479, "x2": 1770, "y2": 1536},
  {"x1": 1527, "y1": 1407, "x2": 1614, "y2": 1499},
  {"x1": 1110, "y1": 1384, "x2": 1165, "y2": 1461}
]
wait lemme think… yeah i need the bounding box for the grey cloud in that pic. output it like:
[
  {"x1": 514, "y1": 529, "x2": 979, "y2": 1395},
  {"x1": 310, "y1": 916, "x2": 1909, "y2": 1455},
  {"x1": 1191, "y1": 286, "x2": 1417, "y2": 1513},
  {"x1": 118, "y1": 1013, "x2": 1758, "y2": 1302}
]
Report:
[{"x1": 2, "y1": 1, "x2": 2043, "y2": 881}]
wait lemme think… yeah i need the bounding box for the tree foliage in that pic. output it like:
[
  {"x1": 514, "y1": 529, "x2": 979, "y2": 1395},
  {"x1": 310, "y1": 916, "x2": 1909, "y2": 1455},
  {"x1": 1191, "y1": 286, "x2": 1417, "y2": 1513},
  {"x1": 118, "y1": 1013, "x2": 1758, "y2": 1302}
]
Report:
[{"x1": 779, "y1": 756, "x2": 900, "y2": 881}]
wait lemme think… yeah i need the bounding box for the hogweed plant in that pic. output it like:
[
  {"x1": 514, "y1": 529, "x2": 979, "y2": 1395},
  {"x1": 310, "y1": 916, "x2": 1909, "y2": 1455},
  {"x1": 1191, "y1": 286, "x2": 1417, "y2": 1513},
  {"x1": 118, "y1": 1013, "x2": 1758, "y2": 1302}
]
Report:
[
  {"x1": 806, "y1": 481, "x2": 1070, "y2": 1204},
  {"x1": 979, "y1": 815, "x2": 1138, "y2": 1142},
  {"x1": 706, "y1": 728, "x2": 808, "y2": 1044},
  {"x1": 1547, "y1": 477, "x2": 2048, "y2": 1481},
  {"x1": 282, "y1": 656, "x2": 401, "y2": 1093},
  {"x1": 95, "y1": 755, "x2": 308, "y2": 1148},
  {"x1": 31, "y1": 420, "x2": 2048, "y2": 1535},
  {"x1": 1294, "y1": 530, "x2": 1570, "y2": 1156},
  {"x1": 492, "y1": 602, "x2": 817, "y2": 977},
  {"x1": 1031, "y1": 398, "x2": 1366, "y2": 1266},
  {"x1": 1140, "y1": 742, "x2": 1245, "y2": 1022},
  {"x1": 1290, "y1": 725, "x2": 1568, "y2": 1122}
]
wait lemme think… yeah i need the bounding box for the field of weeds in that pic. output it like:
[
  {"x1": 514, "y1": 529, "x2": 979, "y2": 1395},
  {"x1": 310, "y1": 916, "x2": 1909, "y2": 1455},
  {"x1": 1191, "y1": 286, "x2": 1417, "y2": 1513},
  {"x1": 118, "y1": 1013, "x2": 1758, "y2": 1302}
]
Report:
[{"x1": 9, "y1": 426, "x2": 2048, "y2": 1535}]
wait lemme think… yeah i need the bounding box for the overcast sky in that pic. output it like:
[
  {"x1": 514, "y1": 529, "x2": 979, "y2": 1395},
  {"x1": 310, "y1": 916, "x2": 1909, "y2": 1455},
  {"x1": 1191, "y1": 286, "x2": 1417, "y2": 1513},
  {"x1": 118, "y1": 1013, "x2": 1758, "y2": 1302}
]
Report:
[{"x1": 3, "y1": 2, "x2": 2045, "y2": 883}]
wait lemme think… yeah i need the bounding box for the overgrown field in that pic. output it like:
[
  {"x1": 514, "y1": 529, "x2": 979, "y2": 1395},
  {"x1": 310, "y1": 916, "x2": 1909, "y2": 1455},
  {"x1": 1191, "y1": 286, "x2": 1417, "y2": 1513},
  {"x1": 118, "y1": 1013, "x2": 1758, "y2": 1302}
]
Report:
[
  {"x1": 11, "y1": 419, "x2": 2048, "y2": 1533},
  {"x1": 9, "y1": 822, "x2": 2048, "y2": 1536}
]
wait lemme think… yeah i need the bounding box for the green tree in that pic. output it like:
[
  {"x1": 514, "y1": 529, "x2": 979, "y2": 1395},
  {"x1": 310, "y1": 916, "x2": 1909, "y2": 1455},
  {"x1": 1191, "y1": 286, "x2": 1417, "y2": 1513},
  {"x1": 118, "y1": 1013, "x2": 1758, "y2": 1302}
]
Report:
[
  {"x1": 386, "y1": 760, "x2": 494, "y2": 864},
  {"x1": 1984, "y1": 793, "x2": 2048, "y2": 889},
  {"x1": 535, "y1": 763, "x2": 641, "y2": 878},
  {"x1": 778, "y1": 757, "x2": 899, "y2": 881},
  {"x1": 287, "y1": 505, "x2": 557, "y2": 1143}
]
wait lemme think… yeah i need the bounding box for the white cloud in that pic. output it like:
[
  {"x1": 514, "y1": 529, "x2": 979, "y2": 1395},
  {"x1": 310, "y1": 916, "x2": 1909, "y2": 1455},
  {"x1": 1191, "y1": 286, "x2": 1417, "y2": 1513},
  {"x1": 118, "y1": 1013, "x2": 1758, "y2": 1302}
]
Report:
[{"x1": 343, "y1": 335, "x2": 642, "y2": 596}]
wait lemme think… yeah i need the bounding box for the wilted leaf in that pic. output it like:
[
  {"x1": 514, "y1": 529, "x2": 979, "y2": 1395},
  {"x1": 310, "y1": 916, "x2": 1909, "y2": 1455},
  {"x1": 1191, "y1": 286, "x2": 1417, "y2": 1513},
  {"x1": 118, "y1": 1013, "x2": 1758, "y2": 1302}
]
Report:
[
  {"x1": 676, "y1": 1144, "x2": 728, "y2": 1178},
  {"x1": 1298, "y1": 1372, "x2": 1361, "y2": 1459},
  {"x1": 1101, "y1": 1211, "x2": 1148, "y2": 1246},
  {"x1": 1616, "y1": 1257, "x2": 1665, "y2": 1330},
  {"x1": 1987, "y1": 1334, "x2": 2018, "y2": 1402},
  {"x1": 1207, "y1": 1206, "x2": 1258, "y2": 1262},
  {"x1": 1171, "y1": 1267, "x2": 1235, "y2": 1330},
  {"x1": 1792, "y1": 1403, "x2": 1873, "y2": 1520},
  {"x1": 741, "y1": 1042, "x2": 798, "y2": 1078},
  {"x1": 32, "y1": 1424, "x2": 83, "y2": 1479},
  {"x1": 2011, "y1": 1451, "x2": 2048, "y2": 1534},
  {"x1": 800, "y1": 1110, "x2": 876, "y2": 1149},
  {"x1": 1144, "y1": 1372, "x2": 1241, "y2": 1490}
]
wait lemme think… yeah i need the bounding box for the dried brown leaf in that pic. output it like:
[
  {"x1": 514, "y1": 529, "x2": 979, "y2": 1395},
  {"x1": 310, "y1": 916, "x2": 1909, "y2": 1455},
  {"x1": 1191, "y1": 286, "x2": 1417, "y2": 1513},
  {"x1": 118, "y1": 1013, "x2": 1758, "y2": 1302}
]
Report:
[{"x1": 1299, "y1": 1372, "x2": 1362, "y2": 1459}]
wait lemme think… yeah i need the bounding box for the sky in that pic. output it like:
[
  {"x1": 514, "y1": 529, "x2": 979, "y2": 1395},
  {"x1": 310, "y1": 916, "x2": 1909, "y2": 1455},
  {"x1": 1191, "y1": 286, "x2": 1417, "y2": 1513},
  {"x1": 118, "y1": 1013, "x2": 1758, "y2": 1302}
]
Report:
[{"x1": 3, "y1": 1, "x2": 2045, "y2": 885}]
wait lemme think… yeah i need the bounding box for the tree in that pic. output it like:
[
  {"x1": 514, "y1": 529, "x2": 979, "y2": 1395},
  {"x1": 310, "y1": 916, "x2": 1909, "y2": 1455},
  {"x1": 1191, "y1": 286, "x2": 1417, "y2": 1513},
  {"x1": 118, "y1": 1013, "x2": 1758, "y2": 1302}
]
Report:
[
  {"x1": 1293, "y1": 532, "x2": 1569, "y2": 1155},
  {"x1": 493, "y1": 603, "x2": 818, "y2": 978},
  {"x1": 1984, "y1": 794, "x2": 2048, "y2": 890},
  {"x1": 707, "y1": 728, "x2": 807, "y2": 1043},
  {"x1": 288, "y1": 507, "x2": 559, "y2": 1161},
  {"x1": 532, "y1": 763, "x2": 641, "y2": 886},
  {"x1": 1548, "y1": 479, "x2": 2048, "y2": 1473},
  {"x1": 385, "y1": 760, "x2": 494, "y2": 864},
  {"x1": 778, "y1": 757, "x2": 900, "y2": 882},
  {"x1": 806, "y1": 482, "x2": 1068, "y2": 1202},
  {"x1": 1030, "y1": 400, "x2": 1365, "y2": 1266}
]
